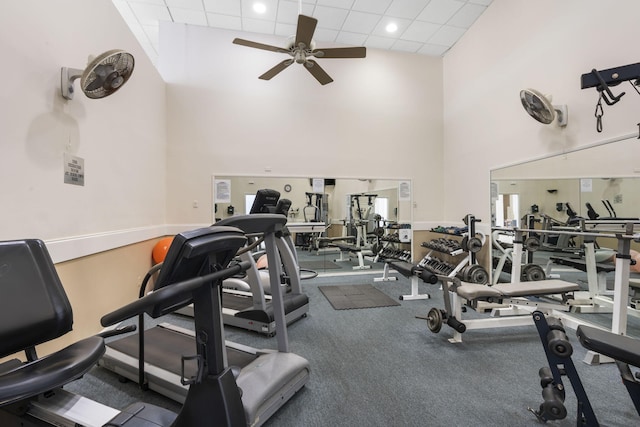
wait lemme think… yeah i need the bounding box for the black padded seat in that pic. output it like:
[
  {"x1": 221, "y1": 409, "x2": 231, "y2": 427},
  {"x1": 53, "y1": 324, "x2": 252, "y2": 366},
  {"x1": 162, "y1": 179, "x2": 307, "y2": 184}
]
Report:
[
  {"x1": 577, "y1": 325, "x2": 640, "y2": 368},
  {"x1": 0, "y1": 336, "x2": 105, "y2": 406},
  {"x1": 0, "y1": 239, "x2": 107, "y2": 407}
]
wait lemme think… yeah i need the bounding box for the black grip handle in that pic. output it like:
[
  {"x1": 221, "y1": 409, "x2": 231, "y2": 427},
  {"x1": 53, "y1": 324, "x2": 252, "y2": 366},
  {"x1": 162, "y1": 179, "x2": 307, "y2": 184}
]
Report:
[
  {"x1": 447, "y1": 317, "x2": 466, "y2": 333},
  {"x1": 101, "y1": 261, "x2": 250, "y2": 327}
]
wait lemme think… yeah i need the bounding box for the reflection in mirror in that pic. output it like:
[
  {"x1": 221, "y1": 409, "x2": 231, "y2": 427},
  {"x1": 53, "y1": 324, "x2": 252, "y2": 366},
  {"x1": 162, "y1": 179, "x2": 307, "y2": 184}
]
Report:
[
  {"x1": 212, "y1": 176, "x2": 412, "y2": 275},
  {"x1": 489, "y1": 134, "x2": 640, "y2": 337}
]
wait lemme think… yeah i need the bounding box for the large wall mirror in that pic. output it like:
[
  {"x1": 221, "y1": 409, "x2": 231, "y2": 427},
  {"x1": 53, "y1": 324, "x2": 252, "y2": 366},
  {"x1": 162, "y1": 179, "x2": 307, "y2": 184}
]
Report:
[
  {"x1": 489, "y1": 134, "x2": 640, "y2": 315},
  {"x1": 212, "y1": 175, "x2": 412, "y2": 274},
  {"x1": 491, "y1": 134, "x2": 640, "y2": 227}
]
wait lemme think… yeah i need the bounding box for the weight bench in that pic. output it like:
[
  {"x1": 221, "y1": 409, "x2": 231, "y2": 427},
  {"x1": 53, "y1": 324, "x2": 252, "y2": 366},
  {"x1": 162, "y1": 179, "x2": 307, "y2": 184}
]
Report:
[
  {"x1": 549, "y1": 255, "x2": 615, "y2": 295},
  {"x1": 418, "y1": 277, "x2": 580, "y2": 343},
  {"x1": 332, "y1": 242, "x2": 372, "y2": 270}
]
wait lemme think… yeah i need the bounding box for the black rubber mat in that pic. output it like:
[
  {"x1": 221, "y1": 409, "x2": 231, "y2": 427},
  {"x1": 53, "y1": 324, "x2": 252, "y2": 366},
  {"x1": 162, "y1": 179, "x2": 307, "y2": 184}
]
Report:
[
  {"x1": 107, "y1": 326, "x2": 257, "y2": 378},
  {"x1": 318, "y1": 284, "x2": 400, "y2": 310},
  {"x1": 298, "y1": 260, "x2": 342, "y2": 270}
]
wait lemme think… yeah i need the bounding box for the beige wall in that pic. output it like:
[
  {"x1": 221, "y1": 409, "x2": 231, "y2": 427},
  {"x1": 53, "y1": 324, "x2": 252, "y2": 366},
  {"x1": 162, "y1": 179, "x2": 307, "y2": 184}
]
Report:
[
  {"x1": 160, "y1": 23, "x2": 444, "y2": 226},
  {"x1": 442, "y1": 0, "x2": 640, "y2": 223},
  {"x1": 0, "y1": 0, "x2": 168, "y2": 242}
]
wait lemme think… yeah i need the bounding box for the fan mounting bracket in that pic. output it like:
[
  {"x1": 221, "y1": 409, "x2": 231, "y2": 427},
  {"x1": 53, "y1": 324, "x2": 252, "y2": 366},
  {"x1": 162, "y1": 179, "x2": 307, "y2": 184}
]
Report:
[{"x1": 61, "y1": 67, "x2": 84, "y2": 100}]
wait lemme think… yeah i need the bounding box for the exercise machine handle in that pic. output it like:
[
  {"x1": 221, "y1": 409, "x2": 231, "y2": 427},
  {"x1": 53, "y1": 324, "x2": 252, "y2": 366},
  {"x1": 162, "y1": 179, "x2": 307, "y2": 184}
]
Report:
[{"x1": 101, "y1": 261, "x2": 251, "y2": 327}]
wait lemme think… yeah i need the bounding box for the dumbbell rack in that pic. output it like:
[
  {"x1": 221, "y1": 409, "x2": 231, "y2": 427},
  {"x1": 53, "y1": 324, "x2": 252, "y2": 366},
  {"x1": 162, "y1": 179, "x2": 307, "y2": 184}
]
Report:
[
  {"x1": 418, "y1": 214, "x2": 488, "y2": 284},
  {"x1": 376, "y1": 223, "x2": 412, "y2": 262},
  {"x1": 374, "y1": 223, "x2": 412, "y2": 283}
]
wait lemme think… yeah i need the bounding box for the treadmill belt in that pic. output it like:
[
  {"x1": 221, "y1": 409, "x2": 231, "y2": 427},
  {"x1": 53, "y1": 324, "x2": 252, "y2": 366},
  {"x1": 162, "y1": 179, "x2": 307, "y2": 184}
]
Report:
[
  {"x1": 223, "y1": 292, "x2": 254, "y2": 312},
  {"x1": 107, "y1": 326, "x2": 257, "y2": 378}
]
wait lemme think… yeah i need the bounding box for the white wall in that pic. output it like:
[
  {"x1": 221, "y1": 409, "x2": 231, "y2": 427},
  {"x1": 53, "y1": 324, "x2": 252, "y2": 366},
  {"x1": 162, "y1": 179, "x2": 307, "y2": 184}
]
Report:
[
  {"x1": 0, "y1": 0, "x2": 167, "y2": 254},
  {"x1": 159, "y1": 23, "x2": 443, "y2": 226},
  {"x1": 442, "y1": 0, "x2": 640, "y2": 222}
]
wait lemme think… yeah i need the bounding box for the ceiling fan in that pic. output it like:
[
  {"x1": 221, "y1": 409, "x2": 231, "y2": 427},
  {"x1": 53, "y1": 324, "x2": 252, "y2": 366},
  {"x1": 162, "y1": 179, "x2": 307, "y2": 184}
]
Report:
[{"x1": 232, "y1": 14, "x2": 366, "y2": 85}]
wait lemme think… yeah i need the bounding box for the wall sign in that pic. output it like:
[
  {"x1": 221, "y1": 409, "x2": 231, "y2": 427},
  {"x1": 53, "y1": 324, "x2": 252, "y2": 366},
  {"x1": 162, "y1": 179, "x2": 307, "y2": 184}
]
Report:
[{"x1": 64, "y1": 153, "x2": 84, "y2": 186}]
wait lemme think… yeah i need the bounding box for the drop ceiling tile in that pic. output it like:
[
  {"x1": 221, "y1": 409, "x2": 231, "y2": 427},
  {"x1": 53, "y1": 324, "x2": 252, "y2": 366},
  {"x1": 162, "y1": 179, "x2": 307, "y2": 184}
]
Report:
[
  {"x1": 166, "y1": 0, "x2": 203, "y2": 10},
  {"x1": 129, "y1": 2, "x2": 171, "y2": 25},
  {"x1": 365, "y1": 35, "x2": 396, "y2": 49},
  {"x1": 275, "y1": 22, "x2": 297, "y2": 37},
  {"x1": 112, "y1": 0, "x2": 138, "y2": 25},
  {"x1": 203, "y1": 0, "x2": 241, "y2": 15},
  {"x1": 316, "y1": 0, "x2": 355, "y2": 9},
  {"x1": 335, "y1": 31, "x2": 367, "y2": 46},
  {"x1": 313, "y1": 28, "x2": 339, "y2": 42},
  {"x1": 448, "y1": 3, "x2": 487, "y2": 28},
  {"x1": 143, "y1": 24, "x2": 160, "y2": 48},
  {"x1": 313, "y1": 5, "x2": 349, "y2": 30},
  {"x1": 418, "y1": 43, "x2": 449, "y2": 56},
  {"x1": 242, "y1": 17, "x2": 277, "y2": 33},
  {"x1": 401, "y1": 20, "x2": 440, "y2": 43},
  {"x1": 241, "y1": 0, "x2": 278, "y2": 21},
  {"x1": 206, "y1": 13, "x2": 242, "y2": 30},
  {"x1": 342, "y1": 11, "x2": 381, "y2": 34},
  {"x1": 352, "y1": 0, "x2": 393, "y2": 15},
  {"x1": 371, "y1": 16, "x2": 412, "y2": 38},
  {"x1": 117, "y1": 0, "x2": 492, "y2": 59},
  {"x1": 428, "y1": 24, "x2": 465, "y2": 46},
  {"x1": 277, "y1": 1, "x2": 315, "y2": 24},
  {"x1": 386, "y1": 0, "x2": 430, "y2": 19},
  {"x1": 169, "y1": 7, "x2": 208, "y2": 25},
  {"x1": 417, "y1": 0, "x2": 464, "y2": 25},
  {"x1": 392, "y1": 39, "x2": 422, "y2": 53}
]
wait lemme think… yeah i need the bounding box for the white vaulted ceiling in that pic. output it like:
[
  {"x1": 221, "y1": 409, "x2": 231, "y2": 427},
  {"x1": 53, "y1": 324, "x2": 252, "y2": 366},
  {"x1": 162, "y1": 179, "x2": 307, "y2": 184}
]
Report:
[{"x1": 112, "y1": 0, "x2": 492, "y2": 64}]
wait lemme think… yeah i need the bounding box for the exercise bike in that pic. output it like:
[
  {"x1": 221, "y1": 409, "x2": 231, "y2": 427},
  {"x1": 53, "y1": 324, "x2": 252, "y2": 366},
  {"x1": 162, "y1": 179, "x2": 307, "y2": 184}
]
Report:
[{"x1": 0, "y1": 226, "x2": 252, "y2": 426}]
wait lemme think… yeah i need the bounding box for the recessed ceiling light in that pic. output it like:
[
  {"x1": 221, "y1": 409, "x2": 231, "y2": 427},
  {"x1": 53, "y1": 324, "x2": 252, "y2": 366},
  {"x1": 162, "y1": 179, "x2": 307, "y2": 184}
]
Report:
[
  {"x1": 253, "y1": 2, "x2": 267, "y2": 14},
  {"x1": 386, "y1": 23, "x2": 398, "y2": 33}
]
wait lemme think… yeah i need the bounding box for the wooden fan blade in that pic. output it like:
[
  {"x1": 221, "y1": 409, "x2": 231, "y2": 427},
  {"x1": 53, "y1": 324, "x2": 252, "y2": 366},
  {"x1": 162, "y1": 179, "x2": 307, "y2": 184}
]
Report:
[
  {"x1": 312, "y1": 46, "x2": 367, "y2": 59},
  {"x1": 295, "y1": 15, "x2": 318, "y2": 49},
  {"x1": 233, "y1": 38, "x2": 287, "y2": 54},
  {"x1": 304, "y1": 60, "x2": 333, "y2": 85},
  {"x1": 259, "y1": 60, "x2": 293, "y2": 80}
]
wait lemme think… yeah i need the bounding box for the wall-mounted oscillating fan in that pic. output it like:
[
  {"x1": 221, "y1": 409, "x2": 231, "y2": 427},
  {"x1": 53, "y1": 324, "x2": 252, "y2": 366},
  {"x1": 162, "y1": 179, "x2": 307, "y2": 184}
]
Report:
[
  {"x1": 61, "y1": 49, "x2": 135, "y2": 100},
  {"x1": 520, "y1": 88, "x2": 568, "y2": 127},
  {"x1": 233, "y1": 15, "x2": 366, "y2": 85}
]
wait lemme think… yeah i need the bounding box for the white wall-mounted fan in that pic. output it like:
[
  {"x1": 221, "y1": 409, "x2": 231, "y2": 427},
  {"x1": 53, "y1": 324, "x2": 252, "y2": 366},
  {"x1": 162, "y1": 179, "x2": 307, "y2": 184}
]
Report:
[
  {"x1": 61, "y1": 49, "x2": 135, "y2": 100},
  {"x1": 520, "y1": 88, "x2": 568, "y2": 127}
]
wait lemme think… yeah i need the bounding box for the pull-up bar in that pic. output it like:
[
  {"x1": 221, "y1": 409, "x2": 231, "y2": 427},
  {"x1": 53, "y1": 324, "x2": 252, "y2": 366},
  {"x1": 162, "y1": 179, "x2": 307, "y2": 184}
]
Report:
[{"x1": 581, "y1": 62, "x2": 640, "y2": 132}]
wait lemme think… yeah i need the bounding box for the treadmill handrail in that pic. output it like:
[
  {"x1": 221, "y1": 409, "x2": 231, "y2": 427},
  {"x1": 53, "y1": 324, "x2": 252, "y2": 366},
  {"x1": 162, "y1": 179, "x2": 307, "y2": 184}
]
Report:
[
  {"x1": 101, "y1": 261, "x2": 250, "y2": 327},
  {"x1": 215, "y1": 214, "x2": 287, "y2": 235}
]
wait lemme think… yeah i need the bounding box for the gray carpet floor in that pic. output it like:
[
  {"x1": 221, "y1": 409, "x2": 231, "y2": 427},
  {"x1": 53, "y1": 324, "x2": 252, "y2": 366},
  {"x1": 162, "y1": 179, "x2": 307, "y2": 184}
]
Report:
[{"x1": 65, "y1": 271, "x2": 639, "y2": 426}]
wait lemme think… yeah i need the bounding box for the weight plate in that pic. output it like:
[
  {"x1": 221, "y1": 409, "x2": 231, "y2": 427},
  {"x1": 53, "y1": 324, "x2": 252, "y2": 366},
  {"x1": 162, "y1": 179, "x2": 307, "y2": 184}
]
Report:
[
  {"x1": 524, "y1": 236, "x2": 541, "y2": 252},
  {"x1": 522, "y1": 264, "x2": 546, "y2": 281},
  {"x1": 426, "y1": 307, "x2": 443, "y2": 333},
  {"x1": 468, "y1": 265, "x2": 488, "y2": 284},
  {"x1": 467, "y1": 237, "x2": 483, "y2": 253}
]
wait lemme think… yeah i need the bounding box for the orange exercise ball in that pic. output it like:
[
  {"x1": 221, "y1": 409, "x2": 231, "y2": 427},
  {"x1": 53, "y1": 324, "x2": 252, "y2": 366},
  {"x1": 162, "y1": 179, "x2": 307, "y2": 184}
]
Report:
[{"x1": 152, "y1": 236, "x2": 174, "y2": 264}]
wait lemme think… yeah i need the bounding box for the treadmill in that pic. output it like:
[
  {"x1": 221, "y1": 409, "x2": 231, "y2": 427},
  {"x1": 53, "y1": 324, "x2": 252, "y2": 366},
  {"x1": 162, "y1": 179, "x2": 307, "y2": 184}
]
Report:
[
  {"x1": 180, "y1": 190, "x2": 310, "y2": 336},
  {"x1": 99, "y1": 216, "x2": 310, "y2": 427}
]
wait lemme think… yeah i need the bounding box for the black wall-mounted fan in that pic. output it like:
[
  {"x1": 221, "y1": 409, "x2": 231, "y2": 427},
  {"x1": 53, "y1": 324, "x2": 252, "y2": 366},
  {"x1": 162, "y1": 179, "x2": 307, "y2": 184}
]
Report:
[
  {"x1": 61, "y1": 49, "x2": 135, "y2": 100},
  {"x1": 520, "y1": 88, "x2": 568, "y2": 127},
  {"x1": 233, "y1": 15, "x2": 366, "y2": 85}
]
